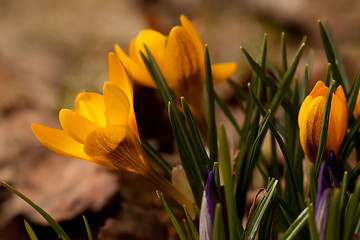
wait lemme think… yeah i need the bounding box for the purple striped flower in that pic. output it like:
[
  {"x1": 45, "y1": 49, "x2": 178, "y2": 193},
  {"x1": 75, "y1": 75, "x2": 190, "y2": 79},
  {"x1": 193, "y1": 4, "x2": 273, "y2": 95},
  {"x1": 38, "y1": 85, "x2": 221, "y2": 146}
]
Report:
[{"x1": 199, "y1": 167, "x2": 219, "y2": 240}]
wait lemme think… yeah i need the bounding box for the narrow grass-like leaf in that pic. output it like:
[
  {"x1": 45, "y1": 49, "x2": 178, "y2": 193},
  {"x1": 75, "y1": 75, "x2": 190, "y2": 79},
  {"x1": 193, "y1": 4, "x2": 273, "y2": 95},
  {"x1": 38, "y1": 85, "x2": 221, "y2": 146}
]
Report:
[
  {"x1": 258, "y1": 207, "x2": 274, "y2": 240},
  {"x1": 183, "y1": 219, "x2": 192, "y2": 240},
  {"x1": 212, "y1": 162, "x2": 222, "y2": 200},
  {"x1": 248, "y1": 83, "x2": 301, "y2": 208},
  {"x1": 306, "y1": 200, "x2": 319, "y2": 240},
  {"x1": 205, "y1": 45, "x2": 217, "y2": 166},
  {"x1": 280, "y1": 207, "x2": 309, "y2": 240},
  {"x1": 339, "y1": 172, "x2": 348, "y2": 216},
  {"x1": 281, "y1": 32, "x2": 288, "y2": 73},
  {"x1": 1, "y1": 182, "x2": 70, "y2": 240},
  {"x1": 24, "y1": 221, "x2": 39, "y2": 240},
  {"x1": 212, "y1": 203, "x2": 226, "y2": 240},
  {"x1": 324, "y1": 21, "x2": 350, "y2": 90},
  {"x1": 324, "y1": 63, "x2": 331, "y2": 86},
  {"x1": 83, "y1": 215, "x2": 93, "y2": 240},
  {"x1": 348, "y1": 161, "x2": 360, "y2": 184},
  {"x1": 326, "y1": 189, "x2": 341, "y2": 240},
  {"x1": 141, "y1": 136, "x2": 172, "y2": 178},
  {"x1": 184, "y1": 207, "x2": 199, "y2": 240},
  {"x1": 161, "y1": 193, "x2": 187, "y2": 240},
  {"x1": 343, "y1": 180, "x2": 360, "y2": 239},
  {"x1": 214, "y1": 92, "x2": 242, "y2": 135},
  {"x1": 219, "y1": 125, "x2": 242, "y2": 239},
  {"x1": 347, "y1": 67, "x2": 360, "y2": 119},
  {"x1": 318, "y1": 20, "x2": 350, "y2": 92},
  {"x1": 244, "y1": 179, "x2": 278, "y2": 240},
  {"x1": 315, "y1": 80, "x2": 336, "y2": 176},
  {"x1": 308, "y1": 163, "x2": 317, "y2": 204},
  {"x1": 182, "y1": 97, "x2": 210, "y2": 173},
  {"x1": 339, "y1": 115, "x2": 360, "y2": 164},
  {"x1": 168, "y1": 102, "x2": 203, "y2": 206},
  {"x1": 240, "y1": 47, "x2": 278, "y2": 92}
]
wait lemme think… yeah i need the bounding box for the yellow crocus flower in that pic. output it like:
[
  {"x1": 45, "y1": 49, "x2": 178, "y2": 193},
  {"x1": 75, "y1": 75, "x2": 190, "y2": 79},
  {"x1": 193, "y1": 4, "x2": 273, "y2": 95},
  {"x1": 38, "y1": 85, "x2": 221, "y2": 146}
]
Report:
[
  {"x1": 32, "y1": 52, "x2": 194, "y2": 215},
  {"x1": 115, "y1": 15, "x2": 237, "y2": 129},
  {"x1": 298, "y1": 80, "x2": 348, "y2": 162}
]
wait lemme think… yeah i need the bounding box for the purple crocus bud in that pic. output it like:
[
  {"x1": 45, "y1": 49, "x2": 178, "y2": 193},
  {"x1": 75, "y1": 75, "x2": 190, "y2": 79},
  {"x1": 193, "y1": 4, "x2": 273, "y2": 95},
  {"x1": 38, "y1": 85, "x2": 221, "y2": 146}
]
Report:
[
  {"x1": 314, "y1": 151, "x2": 342, "y2": 240},
  {"x1": 315, "y1": 188, "x2": 333, "y2": 240},
  {"x1": 199, "y1": 166, "x2": 219, "y2": 240}
]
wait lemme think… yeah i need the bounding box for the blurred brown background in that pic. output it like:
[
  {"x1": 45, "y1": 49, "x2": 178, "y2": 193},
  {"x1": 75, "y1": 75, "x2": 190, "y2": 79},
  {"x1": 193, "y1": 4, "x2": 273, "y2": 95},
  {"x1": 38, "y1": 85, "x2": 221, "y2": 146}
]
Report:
[{"x1": 0, "y1": 0, "x2": 360, "y2": 239}]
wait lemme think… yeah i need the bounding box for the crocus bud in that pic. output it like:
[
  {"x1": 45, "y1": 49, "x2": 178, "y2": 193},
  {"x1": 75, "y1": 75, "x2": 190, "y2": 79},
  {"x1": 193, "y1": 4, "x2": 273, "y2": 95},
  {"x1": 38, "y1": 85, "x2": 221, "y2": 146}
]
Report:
[
  {"x1": 298, "y1": 81, "x2": 347, "y2": 162},
  {"x1": 199, "y1": 167, "x2": 219, "y2": 240}
]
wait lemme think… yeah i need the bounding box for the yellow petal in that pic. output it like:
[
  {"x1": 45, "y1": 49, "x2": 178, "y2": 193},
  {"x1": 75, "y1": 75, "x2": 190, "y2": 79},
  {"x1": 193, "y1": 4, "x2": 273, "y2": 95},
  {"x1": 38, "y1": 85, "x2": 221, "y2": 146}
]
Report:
[
  {"x1": 136, "y1": 29, "x2": 166, "y2": 66},
  {"x1": 84, "y1": 125, "x2": 127, "y2": 156},
  {"x1": 103, "y1": 82, "x2": 130, "y2": 125},
  {"x1": 32, "y1": 123, "x2": 88, "y2": 159},
  {"x1": 129, "y1": 38, "x2": 138, "y2": 62},
  {"x1": 298, "y1": 95, "x2": 312, "y2": 129},
  {"x1": 180, "y1": 15, "x2": 204, "y2": 57},
  {"x1": 211, "y1": 62, "x2": 237, "y2": 84},
  {"x1": 114, "y1": 44, "x2": 155, "y2": 88},
  {"x1": 59, "y1": 109, "x2": 100, "y2": 144},
  {"x1": 74, "y1": 92, "x2": 107, "y2": 127},
  {"x1": 300, "y1": 96, "x2": 325, "y2": 162},
  {"x1": 163, "y1": 25, "x2": 203, "y2": 87},
  {"x1": 108, "y1": 52, "x2": 133, "y2": 100},
  {"x1": 310, "y1": 81, "x2": 327, "y2": 97}
]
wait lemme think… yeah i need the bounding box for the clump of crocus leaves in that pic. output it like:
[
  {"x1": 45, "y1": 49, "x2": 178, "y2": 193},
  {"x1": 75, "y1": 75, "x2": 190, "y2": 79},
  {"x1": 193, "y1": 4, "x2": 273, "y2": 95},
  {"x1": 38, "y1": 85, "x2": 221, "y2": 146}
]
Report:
[{"x1": 1, "y1": 17, "x2": 360, "y2": 240}]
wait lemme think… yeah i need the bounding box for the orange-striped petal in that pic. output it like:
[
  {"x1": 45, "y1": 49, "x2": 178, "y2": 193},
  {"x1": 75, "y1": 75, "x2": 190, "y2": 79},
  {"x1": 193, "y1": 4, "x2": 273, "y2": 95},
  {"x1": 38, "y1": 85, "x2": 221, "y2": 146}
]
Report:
[
  {"x1": 163, "y1": 26, "x2": 203, "y2": 87},
  {"x1": 180, "y1": 15, "x2": 204, "y2": 57},
  {"x1": 84, "y1": 125, "x2": 128, "y2": 156}
]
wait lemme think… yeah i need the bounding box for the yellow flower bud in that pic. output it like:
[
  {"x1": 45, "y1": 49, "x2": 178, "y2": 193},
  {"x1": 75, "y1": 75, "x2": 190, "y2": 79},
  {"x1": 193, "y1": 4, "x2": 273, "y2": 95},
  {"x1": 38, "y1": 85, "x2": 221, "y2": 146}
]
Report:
[{"x1": 298, "y1": 81, "x2": 347, "y2": 162}]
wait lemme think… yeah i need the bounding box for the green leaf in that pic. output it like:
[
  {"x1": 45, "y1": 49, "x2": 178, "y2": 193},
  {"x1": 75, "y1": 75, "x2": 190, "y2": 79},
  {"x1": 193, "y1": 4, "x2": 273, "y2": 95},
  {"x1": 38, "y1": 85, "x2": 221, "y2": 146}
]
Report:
[
  {"x1": 326, "y1": 189, "x2": 341, "y2": 240},
  {"x1": 248, "y1": 82, "x2": 302, "y2": 210},
  {"x1": 308, "y1": 163, "x2": 317, "y2": 204},
  {"x1": 280, "y1": 207, "x2": 309, "y2": 240},
  {"x1": 141, "y1": 136, "x2": 172, "y2": 178},
  {"x1": 161, "y1": 193, "x2": 187, "y2": 240},
  {"x1": 184, "y1": 207, "x2": 199, "y2": 240},
  {"x1": 212, "y1": 203, "x2": 226, "y2": 240},
  {"x1": 168, "y1": 102, "x2": 203, "y2": 206},
  {"x1": 244, "y1": 179, "x2": 278, "y2": 240},
  {"x1": 1, "y1": 182, "x2": 70, "y2": 240},
  {"x1": 315, "y1": 80, "x2": 336, "y2": 176},
  {"x1": 218, "y1": 125, "x2": 243, "y2": 239},
  {"x1": 214, "y1": 92, "x2": 242, "y2": 135},
  {"x1": 205, "y1": 45, "x2": 217, "y2": 166},
  {"x1": 347, "y1": 67, "x2": 360, "y2": 120},
  {"x1": 24, "y1": 220, "x2": 39, "y2": 240},
  {"x1": 306, "y1": 200, "x2": 319, "y2": 240},
  {"x1": 348, "y1": 161, "x2": 360, "y2": 184},
  {"x1": 324, "y1": 63, "x2": 331, "y2": 86},
  {"x1": 281, "y1": 32, "x2": 288, "y2": 73},
  {"x1": 343, "y1": 180, "x2": 360, "y2": 239},
  {"x1": 318, "y1": 20, "x2": 350, "y2": 92},
  {"x1": 83, "y1": 215, "x2": 93, "y2": 240},
  {"x1": 240, "y1": 47, "x2": 278, "y2": 92},
  {"x1": 181, "y1": 97, "x2": 210, "y2": 174}
]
